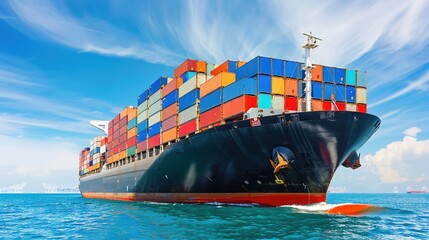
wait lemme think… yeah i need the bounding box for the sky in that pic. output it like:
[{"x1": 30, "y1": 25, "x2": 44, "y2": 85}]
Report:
[{"x1": 0, "y1": 0, "x2": 428, "y2": 193}]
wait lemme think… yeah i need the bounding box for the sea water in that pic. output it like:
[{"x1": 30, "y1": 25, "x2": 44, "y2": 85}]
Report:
[{"x1": 0, "y1": 193, "x2": 428, "y2": 239}]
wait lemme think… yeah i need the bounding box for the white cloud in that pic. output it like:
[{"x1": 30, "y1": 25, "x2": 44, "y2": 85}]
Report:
[
  {"x1": 364, "y1": 131, "x2": 429, "y2": 184},
  {"x1": 404, "y1": 127, "x2": 422, "y2": 138}
]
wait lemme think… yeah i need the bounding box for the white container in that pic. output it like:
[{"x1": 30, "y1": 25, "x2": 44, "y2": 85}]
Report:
[
  {"x1": 272, "y1": 95, "x2": 284, "y2": 110},
  {"x1": 148, "y1": 100, "x2": 162, "y2": 117},
  {"x1": 178, "y1": 73, "x2": 207, "y2": 98},
  {"x1": 148, "y1": 112, "x2": 161, "y2": 127},
  {"x1": 167, "y1": 77, "x2": 173, "y2": 83},
  {"x1": 137, "y1": 110, "x2": 147, "y2": 124},
  {"x1": 346, "y1": 103, "x2": 357, "y2": 111},
  {"x1": 100, "y1": 145, "x2": 107, "y2": 154},
  {"x1": 356, "y1": 87, "x2": 367, "y2": 104},
  {"x1": 178, "y1": 104, "x2": 198, "y2": 125},
  {"x1": 138, "y1": 100, "x2": 147, "y2": 114},
  {"x1": 148, "y1": 89, "x2": 161, "y2": 106}
]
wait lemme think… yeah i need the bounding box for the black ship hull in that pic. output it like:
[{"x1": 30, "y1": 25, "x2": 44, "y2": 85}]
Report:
[{"x1": 79, "y1": 111, "x2": 380, "y2": 206}]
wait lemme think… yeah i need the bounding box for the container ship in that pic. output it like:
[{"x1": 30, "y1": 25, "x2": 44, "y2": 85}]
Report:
[{"x1": 79, "y1": 34, "x2": 380, "y2": 206}]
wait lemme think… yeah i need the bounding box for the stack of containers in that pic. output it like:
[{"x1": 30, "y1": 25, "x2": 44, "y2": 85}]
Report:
[
  {"x1": 126, "y1": 107, "x2": 138, "y2": 157},
  {"x1": 356, "y1": 71, "x2": 367, "y2": 113},
  {"x1": 177, "y1": 60, "x2": 207, "y2": 137},
  {"x1": 147, "y1": 77, "x2": 168, "y2": 149},
  {"x1": 161, "y1": 77, "x2": 182, "y2": 143},
  {"x1": 100, "y1": 137, "x2": 107, "y2": 164},
  {"x1": 345, "y1": 69, "x2": 357, "y2": 111},
  {"x1": 137, "y1": 90, "x2": 149, "y2": 153},
  {"x1": 118, "y1": 107, "x2": 134, "y2": 160},
  {"x1": 79, "y1": 147, "x2": 90, "y2": 175},
  {"x1": 89, "y1": 136, "x2": 103, "y2": 171},
  {"x1": 199, "y1": 61, "x2": 237, "y2": 129},
  {"x1": 106, "y1": 113, "x2": 120, "y2": 164},
  {"x1": 222, "y1": 77, "x2": 257, "y2": 119}
]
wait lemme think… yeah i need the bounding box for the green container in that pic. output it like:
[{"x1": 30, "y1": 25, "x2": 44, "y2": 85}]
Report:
[
  {"x1": 346, "y1": 69, "x2": 356, "y2": 86},
  {"x1": 127, "y1": 117, "x2": 137, "y2": 130},
  {"x1": 258, "y1": 93, "x2": 272, "y2": 108},
  {"x1": 127, "y1": 146, "x2": 137, "y2": 157}
]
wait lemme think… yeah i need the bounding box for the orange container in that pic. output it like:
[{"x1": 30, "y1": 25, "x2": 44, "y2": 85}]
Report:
[
  {"x1": 285, "y1": 78, "x2": 298, "y2": 96},
  {"x1": 222, "y1": 95, "x2": 257, "y2": 119},
  {"x1": 107, "y1": 156, "x2": 113, "y2": 164},
  {"x1": 272, "y1": 76, "x2": 285, "y2": 95},
  {"x1": 174, "y1": 59, "x2": 197, "y2": 78},
  {"x1": 120, "y1": 106, "x2": 135, "y2": 119},
  {"x1": 112, "y1": 153, "x2": 119, "y2": 162},
  {"x1": 199, "y1": 105, "x2": 222, "y2": 128},
  {"x1": 311, "y1": 64, "x2": 323, "y2": 82},
  {"x1": 162, "y1": 127, "x2": 177, "y2": 143},
  {"x1": 162, "y1": 77, "x2": 183, "y2": 97},
  {"x1": 128, "y1": 108, "x2": 138, "y2": 120},
  {"x1": 312, "y1": 100, "x2": 323, "y2": 111},
  {"x1": 119, "y1": 150, "x2": 126, "y2": 160},
  {"x1": 210, "y1": 61, "x2": 229, "y2": 76},
  {"x1": 237, "y1": 61, "x2": 246, "y2": 68},
  {"x1": 196, "y1": 61, "x2": 207, "y2": 73},
  {"x1": 200, "y1": 72, "x2": 235, "y2": 98},
  {"x1": 127, "y1": 127, "x2": 137, "y2": 139},
  {"x1": 162, "y1": 103, "x2": 178, "y2": 121}
]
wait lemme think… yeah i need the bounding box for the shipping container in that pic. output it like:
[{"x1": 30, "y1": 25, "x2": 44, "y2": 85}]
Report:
[
  {"x1": 120, "y1": 107, "x2": 134, "y2": 119},
  {"x1": 148, "y1": 112, "x2": 161, "y2": 127},
  {"x1": 178, "y1": 73, "x2": 206, "y2": 98},
  {"x1": 222, "y1": 78, "x2": 257, "y2": 103},
  {"x1": 162, "y1": 103, "x2": 178, "y2": 121},
  {"x1": 137, "y1": 90, "x2": 148, "y2": 106},
  {"x1": 346, "y1": 86, "x2": 356, "y2": 103},
  {"x1": 312, "y1": 100, "x2": 323, "y2": 111},
  {"x1": 127, "y1": 127, "x2": 137, "y2": 139},
  {"x1": 200, "y1": 72, "x2": 235, "y2": 98},
  {"x1": 346, "y1": 69, "x2": 356, "y2": 86},
  {"x1": 284, "y1": 96, "x2": 298, "y2": 111},
  {"x1": 178, "y1": 104, "x2": 198, "y2": 125},
  {"x1": 162, "y1": 127, "x2": 177, "y2": 143},
  {"x1": 311, "y1": 64, "x2": 323, "y2": 81},
  {"x1": 137, "y1": 110, "x2": 147, "y2": 124},
  {"x1": 271, "y1": 76, "x2": 284, "y2": 95},
  {"x1": 148, "y1": 135, "x2": 161, "y2": 149},
  {"x1": 235, "y1": 56, "x2": 271, "y2": 80},
  {"x1": 179, "y1": 89, "x2": 200, "y2": 112},
  {"x1": 119, "y1": 150, "x2": 126, "y2": 160},
  {"x1": 199, "y1": 105, "x2": 222, "y2": 128},
  {"x1": 272, "y1": 58, "x2": 285, "y2": 77},
  {"x1": 127, "y1": 117, "x2": 137, "y2": 130},
  {"x1": 127, "y1": 146, "x2": 136, "y2": 157},
  {"x1": 127, "y1": 137, "x2": 137, "y2": 147},
  {"x1": 137, "y1": 120, "x2": 148, "y2": 133},
  {"x1": 323, "y1": 66, "x2": 334, "y2": 83},
  {"x1": 200, "y1": 88, "x2": 222, "y2": 113},
  {"x1": 210, "y1": 60, "x2": 237, "y2": 76},
  {"x1": 335, "y1": 68, "x2": 345, "y2": 84},
  {"x1": 148, "y1": 100, "x2": 162, "y2": 117},
  {"x1": 336, "y1": 102, "x2": 346, "y2": 111},
  {"x1": 178, "y1": 119, "x2": 197, "y2": 137},
  {"x1": 137, "y1": 140, "x2": 147, "y2": 153},
  {"x1": 357, "y1": 71, "x2": 367, "y2": 87},
  {"x1": 196, "y1": 61, "x2": 207, "y2": 73},
  {"x1": 162, "y1": 77, "x2": 182, "y2": 97},
  {"x1": 346, "y1": 103, "x2": 357, "y2": 111},
  {"x1": 356, "y1": 87, "x2": 367, "y2": 104},
  {"x1": 162, "y1": 90, "x2": 178, "y2": 109},
  {"x1": 312, "y1": 82, "x2": 323, "y2": 99},
  {"x1": 148, "y1": 77, "x2": 168, "y2": 95},
  {"x1": 222, "y1": 95, "x2": 257, "y2": 119},
  {"x1": 357, "y1": 104, "x2": 367, "y2": 113},
  {"x1": 272, "y1": 95, "x2": 284, "y2": 109},
  {"x1": 285, "y1": 78, "x2": 298, "y2": 97},
  {"x1": 148, "y1": 89, "x2": 161, "y2": 106},
  {"x1": 323, "y1": 83, "x2": 334, "y2": 100},
  {"x1": 181, "y1": 71, "x2": 196, "y2": 83},
  {"x1": 137, "y1": 100, "x2": 147, "y2": 114},
  {"x1": 323, "y1": 101, "x2": 333, "y2": 111},
  {"x1": 162, "y1": 115, "x2": 177, "y2": 131},
  {"x1": 258, "y1": 93, "x2": 272, "y2": 108},
  {"x1": 174, "y1": 59, "x2": 197, "y2": 78},
  {"x1": 207, "y1": 63, "x2": 217, "y2": 76},
  {"x1": 334, "y1": 85, "x2": 346, "y2": 102},
  {"x1": 148, "y1": 122, "x2": 161, "y2": 138},
  {"x1": 286, "y1": 61, "x2": 304, "y2": 79}
]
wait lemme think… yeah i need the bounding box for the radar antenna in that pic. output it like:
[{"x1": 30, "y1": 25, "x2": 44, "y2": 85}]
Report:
[{"x1": 302, "y1": 32, "x2": 322, "y2": 112}]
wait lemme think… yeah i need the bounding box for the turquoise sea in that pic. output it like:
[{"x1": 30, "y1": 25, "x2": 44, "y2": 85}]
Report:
[{"x1": 1, "y1": 193, "x2": 428, "y2": 239}]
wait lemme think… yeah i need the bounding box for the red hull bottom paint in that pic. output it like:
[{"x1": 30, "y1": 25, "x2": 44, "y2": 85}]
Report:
[{"x1": 82, "y1": 192, "x2": 326, "y2": 207}]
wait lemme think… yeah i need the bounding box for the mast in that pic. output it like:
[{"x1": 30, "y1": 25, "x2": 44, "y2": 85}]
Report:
[{"x1": 302, "y1": 32, "x2": 322, "y2": 112}]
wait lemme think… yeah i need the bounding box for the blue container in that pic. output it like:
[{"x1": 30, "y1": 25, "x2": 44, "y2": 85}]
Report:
[
  {"x1": 335, "y1": 68, "x2": 345, "y2": 84},
  {"x1": 200, "y1": 89, "x2": 222, "y2": 113},
  {"x1": 162, "y1": 90, "x2": 178, "y2": 109},
  {"x1": 334, "y1": 85, "x2": 346, "y2": 102},
  {"x1": 137, "y1": 120, "x2": 148, "y2": 133},
  {"x1": 346, "y1": 69, "x2": 356, "y2": 86},
  {"x1": 228, "y1": 61, "x2": 238, "y2": 72},
  {"x1": 272, "y1": 58, "x2": 285, "y2": 77},
  {"x1": 148, "y1": 122, "x2": 161, "y2": 138},
  {"x1": 235, "y1": 56, "x2": 271, "y2": 80},
  {"x1": 311, "y1": 82, "x2": 323, "y2": 99},
  {"x1": 181, "y1": 71, "x2": 196, "y2": 83},
  {"x1": 127, "y1": 117, "x2": 137, "y2": 130},
  {"x1": 346, "y1": 86, "x2": 356, "y2": 103},
  {"x1": 89, "y1": 150, "x2": 94, "y2": 157},
  {"x1": 258, "y1": 93, "x2": 272, "y2": 108},
  {"x1": 323, "y1": 66, "x2": 334, "y2": 83},
  {"x1": 286, "y1": 61, "x2": 299, "y2": 78},
  {"x1": 94, "y1": 147, "x2": 100, "y2": 154},
  {"x1": 89, "y1": 160, "x2": 93, "y2": 167},
  {"x1": 137, "y1": 90, "x2": 148, "y2": 106},
  {"x1": 223, "y1": 78, "x2": 257, "y2": 102},
  {"x1": 148, "y1": 77, "x2": 168, "y2": 95},
  {"x1": 323, "y1": 83, "x2": 334, "y2": 100},
  {"x1": 179, "y1": 89, "x2": 200, "y2": 112},
  {"x1": 137, "y1": 130, "x2": 147, "y2": 143},
  {"x1": 258, "y1": 75, "x2": 272, "y2": 93},
  {"x1": 297, "y1": 63, "x2": 304, "y2": 79},
  {"x1": 357, "y1": 71, "x2": 366, "y2": 87}
]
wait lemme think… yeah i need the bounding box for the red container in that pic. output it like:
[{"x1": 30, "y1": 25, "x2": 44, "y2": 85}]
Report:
[
  {"x1": 357, "y1": 104, "x2": 367, "y2": 113},
  {"x1": 178, "y1": 119, "x2": 197, "y2": 137},
  {"x1": 210, "y1": 60, "x2": 229, "y2": 76},
  {"x1": 222, "y1": 95, "x2": 257, "y2": 119},
  {"x1": 108, "y1": 120, "x2": 115, "y2": 130},
  {"x1": 119, "y1": 142, "x2": 127, "y2": 151},
  {"x1": 162, "y1": 115, "x2": 177, "y2": 131},
  {"x1": 119, "y1": 116, "x2": 128, "y2": 127},
  {"x1": 137, "y1": 140, "x2": 147, "y2": 153},
  {"x1": 162, "y1": 103, "x2": 178, "y2": 121},
  {"x1": 119, "y1": 124, "x2": 127, "y2": 136},
  {"x1": 127, "y1": 136, "x2": 136, "y2": 147},
  {"x1": 148, "y1": 135, "x2": 161, "y2": 149},
  {"x1": 113, "y1": 131, "x2": 119, "y2": 140},
  {"x1": 284, "y1": 96, "x2": 298, "y2": 111},
  {"x1": 113, "y1": 146, "x2": 119, "y2": 154},
  {"x1": 119, "y1": 133, "x2": 127, "y2": 144},
  {"x1": 113, "y1": 122, "x2": 119, "y2": 132},
  {"x1": 162, "y1": 77, "x2": 183, "y2": 97},
  {"x1": 323, "y1": 101, "x2": 333, "y2": 111},
  {"x1": 107, "y1": 135, "x2": 113, "y2": 143},
  {"x1": 114, "y1": 114, "x2": 120, "y2": 123},
  {"x1": 174, "y1": 59, "x2": 197, "y2": 78},
  {"x1": 336, "y1": 102, "x2": 346, "y2": 111},
  {"x1": 200, "y1": 106, "x2": 222, "y2": 128}
]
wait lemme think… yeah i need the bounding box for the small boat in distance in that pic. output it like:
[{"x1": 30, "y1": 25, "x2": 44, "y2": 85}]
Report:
[{"x1": 406, "y1": 186, "x2": 427, "y2": 194}]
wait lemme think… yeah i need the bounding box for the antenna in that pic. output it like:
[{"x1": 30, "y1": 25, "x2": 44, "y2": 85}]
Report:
[
  {"x1": 90, "y1": 120, "x2": 109, "y2": 135},
  {"x1": 302, "y1": 32, "x2": 322, "y2": 112}
]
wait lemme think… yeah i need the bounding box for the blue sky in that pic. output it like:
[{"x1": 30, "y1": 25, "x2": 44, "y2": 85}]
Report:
[{"x1": 0, "y1": 0, "x2": 428, "y2": 193}]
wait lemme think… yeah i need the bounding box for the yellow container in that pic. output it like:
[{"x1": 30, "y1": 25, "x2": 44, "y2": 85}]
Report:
[
  {"x1": 119, "y1": 150, "x2": 127, "y2": 160},
  {"x1": 162, "y1": 127, "x2": 177, "y2": 143},
  {"x1": 127, "y1": 127, "x2": 137, "y2": 138},
  {"x1": 271, "y1": 76, "x2": 285, "y2": 95},
  {"x1": 200, "y1": 72, "x2": 235, "y2": 98},
  {"x1": 112, "y1": 153, "x2": 119, "y2": 162}
]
